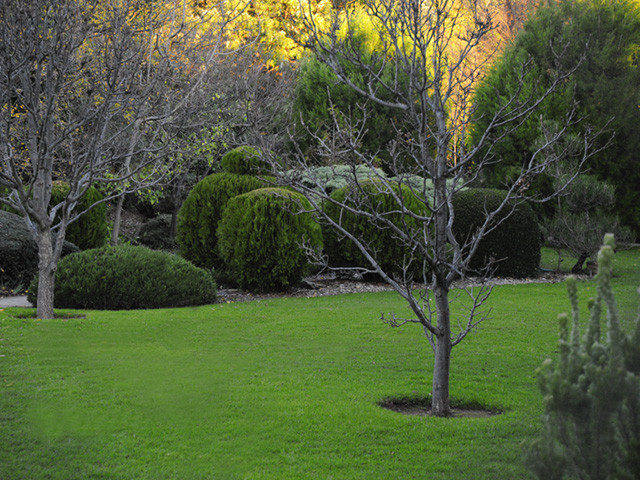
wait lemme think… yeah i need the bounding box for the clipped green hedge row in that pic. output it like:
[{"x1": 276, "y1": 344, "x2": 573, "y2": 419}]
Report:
[
  {"x1": 452, "y1": 188, "x2": 541, "y2": 278},
  {"x1": 218, "y1": 188, "x2": 323, "y2": 293},
  {"x1": 28, "y1": 245, "x2": 216, "y2": 310},
  {"x1": 322, "y1": 179, "x2": 428, "y2": 279}
]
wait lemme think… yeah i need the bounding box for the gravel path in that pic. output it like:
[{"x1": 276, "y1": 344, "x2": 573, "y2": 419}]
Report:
[{"x1": 0, "y1": 271, "x2": 584, "y2": 308}]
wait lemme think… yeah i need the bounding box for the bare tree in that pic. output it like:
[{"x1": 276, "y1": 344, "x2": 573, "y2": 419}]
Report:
[
  {"x1": 0, "y1": 0, "x2": 240, "y2": 318},
  {"x1": 274, "y1": 0, "x2": 601, "y2": 416}
]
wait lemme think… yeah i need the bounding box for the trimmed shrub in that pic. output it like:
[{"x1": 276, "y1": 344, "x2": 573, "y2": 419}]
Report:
[
  {"x1": 452, "y1": 188, "x2": 541, "y2": 278},
  {"x1": 220, "y1": 146, "x2": 267, "y2": 175},
  {"x1": 137, "y1": 214, "x2": 176, "y2": 250},
  {"x1": 322, "y1": 179, "x2": 427, "y2": 279},
  {"x1": 50, "y1": 182, "x2": 108, "y2": 250},
  {"x1": 27, "y1": 245, "x2": 216, "y2": 310},
  {"x1": 0, "y1": 211, "x2": 78, "y2": 290},
  {"x1": 217, "y1": 188, "x2": 322, "y2": 292},
  {"x1": 176, "y1": 172, "x2": 265, "y2": 269}
]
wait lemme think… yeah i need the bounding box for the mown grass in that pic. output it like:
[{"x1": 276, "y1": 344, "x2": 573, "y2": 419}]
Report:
[{"x1": 1, "y1": 248, "x2": 638, "y2": 479}]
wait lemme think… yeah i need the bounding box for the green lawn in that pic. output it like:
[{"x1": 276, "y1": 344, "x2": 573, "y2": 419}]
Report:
[{"x1": 1, "y1": 248, "x2": 639, "y2": 479}]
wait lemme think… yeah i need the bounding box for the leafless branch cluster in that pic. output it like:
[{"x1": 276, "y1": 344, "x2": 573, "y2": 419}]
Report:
[{"x1": 271, "y1": 0, "x2": 602, "y2": 415}]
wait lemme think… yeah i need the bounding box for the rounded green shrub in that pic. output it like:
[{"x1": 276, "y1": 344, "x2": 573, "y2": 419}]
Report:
[
  {"x1": 322, "y1": 179, "x2": 427, "y2": 278},
  {"x1": 50, "y1": 182, "x2": 108, "y2": 250},
  {"x1": 220, "y1": 146, "x2": 267, "y2": 175},
  {"x1": 27, "y1": 245, "x2": 216, "y2": 310},
  {"x1": 0, "y1": 210, "x2": 78, "y2": 290},
  {"x1": 452, "y1": 188, "x2": 541, "y2": 278},
  {"x1": 176, "y1": 172, "x2": 265, "y2": 269},
  {"x1": 217, "y1": 188, "x2": 323, "y2": 292}
]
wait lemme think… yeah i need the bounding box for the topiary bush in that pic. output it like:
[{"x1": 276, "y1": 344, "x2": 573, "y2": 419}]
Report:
[
  {"x1": 176, "y1": 172, "x2": 266, "y2": 269},
  {"x1": 50, "y1": 182, "x2": 108, "y2": 250},
  {"x1": 0, "y1": 210, "x2": 78, "y2": 290},
  {"x1": 322, "y1": 179, "x2": 427, "y2": 279},
  {"x1": 220, "y1": 146, "x2": 268, "y2": 175},
  {"x1": 137, "y1": 214, "x2": 176, "y2": 251},
  {"x1": 217, "y1": 188, "x2": 323, "y2": 292},
  {"x1": 452, "y1": 188, "x2": 541, "y2": 278},
  {"x1": 27, "y1": 245, "x2": 216, "y2": 310}
]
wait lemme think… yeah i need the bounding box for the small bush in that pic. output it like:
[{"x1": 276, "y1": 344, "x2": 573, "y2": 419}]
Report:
[
  {"x1": 217, "y1": 188, "x2": 322, "y2": 292},
  {"x1": 452, "y1": 188, "x2": 541, "y2": 278},
  {"x1": 50, "y1": 182, "x2": 108, "y2": 250},
  {"x1": 27, "y1": 245, "x2": 216, "y2": 310},
  {"x1": 0, "y1": 211, "x2": 78, "y2": 290},
  {"x1": 176, "y1": 172, "x2": 266, "y2": 269},
  {"x1": 220, "y1": 146, "x2": 268, "y2": 175},
  {"x1": 322, "y1": 179, "x2": 427, "y2": 278},
  {"x1": 137, "y1": 214, "x2": 176, "y2": 250},
  {"x1": 526, "y1": 235, "x2": 640, "y2": 479}
]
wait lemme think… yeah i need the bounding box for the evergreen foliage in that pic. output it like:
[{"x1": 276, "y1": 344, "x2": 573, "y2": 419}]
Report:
[
  {"x1": 292, "y1": 28, "x2": 418, "y2": 170},
  {"x1": 27, "y1": 245, "x2": 216, "y2": 310},
  {"x1": 176, "y1": 172, "x2": 265, "y2": 269},
  {"x1": 322, "y1": 179, "x2": 427, "y2": 278},
  {"x1": 452, "y1": 188, "x2": 541, "y2": 278},
  {"x1": 50, "y1": 182, "x2": 108, "y2": 250},
  {"x1": 526, "y1": 234, "x2": 640, "y2": 479},
  {"x1": 0, "y1": 211, "x2": 78, "y2": 290},
  {"x1": 219, "y1": 146, "x2": 267, "y2": 175},
  {"x1": 137, "y1": 214, "x2": 176, "y2": 251},
  {"x1": 1, "y1": 182, "x2": 107, "y2": 249},
  {"x1": 217, "y1": 188, "x2": 322, "y2": 292},
  {"x1": 472, "y1": 0, "x2": 640, "y2": 237}
]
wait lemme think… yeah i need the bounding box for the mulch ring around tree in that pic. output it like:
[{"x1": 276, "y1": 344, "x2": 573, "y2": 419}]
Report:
[{"x1": 378, "y1": 396, "x2": 503, "y2": 418}]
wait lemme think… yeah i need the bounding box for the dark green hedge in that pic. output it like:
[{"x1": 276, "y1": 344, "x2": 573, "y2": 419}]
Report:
[
  {"x1": 137, "y1": 214, "x2": 176, "y2": 251},
  {"x1": 28, "y1": 245, "x2": 216, "y2": 310},
  {"x1": 176, "y1": 172, "x2": 265, "y2": 269},
  {"x1": 218, "y1": 188, "x2": 322, "y2": 292},
  {"x1": 452, "y1": 188, "x2": 541, "y2": 278},
  {"x1": 322, "y1": 179, "x2": 428, "y2": 279}
]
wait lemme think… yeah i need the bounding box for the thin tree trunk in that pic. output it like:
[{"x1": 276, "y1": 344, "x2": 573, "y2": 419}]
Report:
[
  {"x1": 432, "y1": 285, "x2": 452, "y2": 417},
  {"x1": 36, "y1": 229, "x2": 56, "y2": 319},
  {"x1": 572, "y1": 252, "x2": 589, "y2": 274},
  {"x1": 111, "y1": 119, "x2": 142, "y2": 246},
  {"x1": 111, "y1": 195, "x2": 125, "y2": 245}
]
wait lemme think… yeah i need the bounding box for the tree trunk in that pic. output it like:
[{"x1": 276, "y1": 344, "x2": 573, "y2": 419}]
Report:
[
  {"x1": 572, "y1": 252, "x2": 589, "y2": 274},
  {"x1": 36, "y1": 230, "x2": 56, "y2": 319},
  {"x1": 111, "y1": 195, "x2": 125, "y2": 246},
  {"x1": 432, "y1": 284, "x2": 452, "y2": 417}
]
